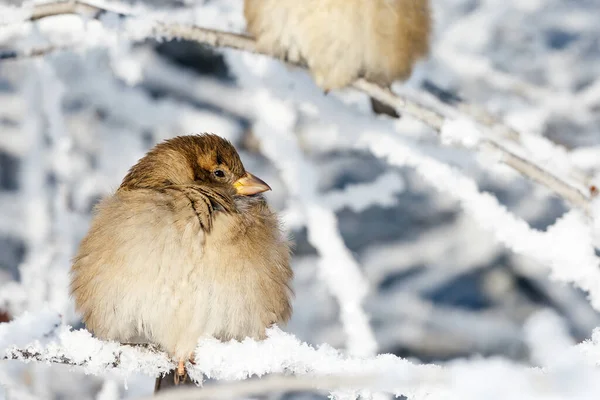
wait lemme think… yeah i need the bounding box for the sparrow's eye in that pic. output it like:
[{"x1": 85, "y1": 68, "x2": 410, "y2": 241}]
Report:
[{"x1": 214, "y1": 170, "x2": 225, "y2": 178}]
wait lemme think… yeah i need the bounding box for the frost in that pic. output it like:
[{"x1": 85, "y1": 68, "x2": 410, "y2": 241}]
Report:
[
  {"x1": 440, "y1": 117, "x2": 482, "y2": 149},
  {"x1": 0, "y1": 4, "x2": 32, "y2": 25},
  {"x1": 4, "y1": 312, "x2": 600, "y2": 399},
  {"x1": 592, "y1": 197, "x2": 600, "y2": 249},
  {"x1": 322, "y1": 172, "x2": 405, "y2": 213},
  {"x1": 364, "y1": 133, "x2": 600, "y2": 310},
  {"x1": 1, "y1": 311, "x2": 173, "y2": 377}
]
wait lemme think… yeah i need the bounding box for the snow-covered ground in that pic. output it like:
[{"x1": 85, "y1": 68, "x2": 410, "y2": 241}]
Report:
[{"x1": 0, "y1": 0, "x2": 599, "y2": 399}]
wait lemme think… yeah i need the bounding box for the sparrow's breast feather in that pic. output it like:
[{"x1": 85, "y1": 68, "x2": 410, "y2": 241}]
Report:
[{"x1": 71, "y1": 190, "x2": 291, "y2": 358}]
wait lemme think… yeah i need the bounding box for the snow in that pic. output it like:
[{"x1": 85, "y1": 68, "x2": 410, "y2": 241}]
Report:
[
  {"x1": 4, "y1": 310, "x2": 600, "y2": 400},
  {"x1": 322, "y1": 172, "x2": 405, "y2": 213},
  {"x1": 592, "y1": 198, "x2": 600, "y2": 249},
  {"x1": 1, "y1": 312, "x2": 173, "y2": 378},
  {"x1": 0, "y1": 308, "x2": 61, "y2": 351},
  {"x1": 0, "y1": 4, "x2": 32, "y2": 25},
  {"x1": 365, "y1": 133, "x2": 600, "y2": 310},
  {"x1": 440, "y1": 117, "x2": 482, "y2": 149}
]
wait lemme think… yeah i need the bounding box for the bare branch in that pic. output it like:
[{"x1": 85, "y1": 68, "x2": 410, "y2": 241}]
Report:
[
  {"x1": 3, "y1": 0, "x2": 594, "y2": 212},
  {"x1": 0, "y1": 315, "x2": 438, "y2": 398}
]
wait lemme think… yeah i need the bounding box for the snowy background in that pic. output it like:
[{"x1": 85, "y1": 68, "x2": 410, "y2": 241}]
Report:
[{"x1": 1, "y1": 0, "x2": 600, "y2": 399}]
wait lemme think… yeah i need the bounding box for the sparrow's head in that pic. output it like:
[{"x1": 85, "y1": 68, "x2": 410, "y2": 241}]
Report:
[{"x1": 119, "y1": 134, "x2": 271, "y2": 196}]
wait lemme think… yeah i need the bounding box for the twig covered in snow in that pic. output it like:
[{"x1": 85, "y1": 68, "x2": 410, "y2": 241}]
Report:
[
  {"x1": 418, "y1": 79, "x2": 592, "y2": 188},
  {"x1": 1, "y1": 0, "x2": 594, "y2": 212},
  {"x1": 4, "y1": 310, "x2": 600, "y2": 400},
  {"x1": 0, "y1": 310, "x2": 431, "y2": 394},
  {"x1": 322, "y1": 172, "x2": 405, "y2": 213},
  {"x1": 354, "y1": 79, "x2": 592, "y2": 212},
  {"x1": 362, "y1": 132, "x2": 600, "y2": 311},
  {"x1": 0, "y1": 311, "x2": 173, "y2": 376}
]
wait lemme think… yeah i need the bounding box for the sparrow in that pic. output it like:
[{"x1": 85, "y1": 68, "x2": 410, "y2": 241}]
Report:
[
  {"x1": 70, "y1": 134, "x2": 293, "y2": 390},
  {"x1": 244, "y1": 0, "x2": 432, "y2": 118}
]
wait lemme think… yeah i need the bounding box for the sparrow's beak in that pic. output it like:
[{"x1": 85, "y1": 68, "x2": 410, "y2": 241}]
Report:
[{"x1": 233, "y1": 172, "x2": 271, "y2": 196}]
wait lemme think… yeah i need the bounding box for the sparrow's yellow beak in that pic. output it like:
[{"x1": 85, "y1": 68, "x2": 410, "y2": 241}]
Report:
[{"x1": 233, "y1": 172, "x2": 271, "y2": 195}]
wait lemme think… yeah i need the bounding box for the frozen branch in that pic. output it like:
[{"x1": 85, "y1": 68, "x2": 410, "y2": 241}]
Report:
[
  {"x1": 0, "y1": 0, "x2": 594, "y2": 212},
  {"x1": 0, "y1": 310, "x2": 433, "y2": 397},
  {"x1": 353, "y1": 79, "x2": 592, "y2": 212},
  {"x1": 4, "y1": 310, "x2": 600, "y2": 400},
  {"x1": 0, "y1": 310, "x2": 173, "y2": 377},
  {"x1": 321, "y1": 172, "x2": 405, "y2": 213},
  {"x1": 362, "y1": 132, "x2": 600, "y2": 311}
]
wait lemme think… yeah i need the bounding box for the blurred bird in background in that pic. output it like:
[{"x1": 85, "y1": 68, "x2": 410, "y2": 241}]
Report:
[
  {"x1": 70, "y1": 134, "x2": 293, "y2": 392},
  {"x1": 244, "y1": 0, "x2": 432, "y2": 118}
]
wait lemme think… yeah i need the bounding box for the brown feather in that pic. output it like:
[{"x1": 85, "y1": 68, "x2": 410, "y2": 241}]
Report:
[
  {"x1": 70, "y1": 134, "x2": 293, "y2": 389},
  {"x1": 244, "y1": 0, "x2": 431, "y2": 118}
]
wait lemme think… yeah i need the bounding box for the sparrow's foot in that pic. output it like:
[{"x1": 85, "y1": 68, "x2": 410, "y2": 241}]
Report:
[{"x1": 174, "y1": 360, "x2": 187, "y2": 385}]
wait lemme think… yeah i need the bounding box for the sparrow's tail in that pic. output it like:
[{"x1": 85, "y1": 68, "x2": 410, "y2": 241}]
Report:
[{"x1": 154, "y1": 370, "x2": 197, "y2": 393}]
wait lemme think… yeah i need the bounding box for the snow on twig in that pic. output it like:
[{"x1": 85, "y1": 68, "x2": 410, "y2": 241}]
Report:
[
  {"x1": 3, "y1": 310, "x2": 600, "y2": 400},
  {"x1": 1, "y1": 310, "x2": 173, "y2": 376},
  {"x1": 0, "y1": 310, "x2": 433, "y2": 395},
  {"x1": 321, "y1": 172, "x2": 405, "y2": 213},
  {"x1": 354, "y1": 79, "x2": 592, "y2": 212},
  {"x1": 361, "y1": 132, "x2": 600, "y2": 310}
]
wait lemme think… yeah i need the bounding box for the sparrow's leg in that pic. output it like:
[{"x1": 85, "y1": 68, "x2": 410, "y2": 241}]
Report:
[
  {"x1": 174, "y1": 360, "x2": 187, "y2": 385},
  {"x1": 173, "y1": 353, "x2": 197, "y2": 385}
]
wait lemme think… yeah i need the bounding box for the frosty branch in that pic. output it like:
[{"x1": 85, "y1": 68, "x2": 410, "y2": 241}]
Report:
[
  {"x1": 4, "y1": 310, "x2": 600, "y2": 399},
  {"x1": 0, "y1": 310, "x2": 433, "y2": 397}
]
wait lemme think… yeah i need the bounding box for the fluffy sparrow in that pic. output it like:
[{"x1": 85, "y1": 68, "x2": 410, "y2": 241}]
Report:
[
  {"x1": 244, "y1": 0, "x2": 432, "y2": 118},
  {"x1": 70, "y1": 134, "x2": 293, "y2": 389}
]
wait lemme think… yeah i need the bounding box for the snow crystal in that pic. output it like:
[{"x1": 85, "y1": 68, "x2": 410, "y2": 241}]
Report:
[
  {"x1": 0, "y1": 4, "x2": 32, "y2": 25},
  {"x1": 2, "y1": 312, "x2": 173, "y2": 378},
  {"x1": 322, "y1": 172, "x2": 405, "y2": 213},
  {"x1": 440, "y1": 117, "x2": 482, "y2": 149},
  {"x1": 0, "y1": 307, "x2": 61, "y2": 352},
  {"x1": 363, "y1": 133, "x2": 600, "y2": 311},
  {"x1": 592, "y1": 197, "x2": 600, "y2": 249}
]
